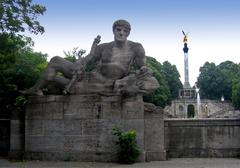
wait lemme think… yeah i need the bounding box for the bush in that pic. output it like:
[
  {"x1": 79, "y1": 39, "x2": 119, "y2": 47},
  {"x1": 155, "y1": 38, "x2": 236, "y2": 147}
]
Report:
[
  {"x1": 15, "y1": 95, "x2": 27, "y2": 107},
  {"x1": 112, "y1": 127, "x2": 140, "y2": 164}
]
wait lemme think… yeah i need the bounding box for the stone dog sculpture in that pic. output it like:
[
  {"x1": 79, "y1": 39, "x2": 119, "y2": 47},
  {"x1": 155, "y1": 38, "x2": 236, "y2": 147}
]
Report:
[{"x1": 22, "y1": 20, "x2": 159, "y2": 96}]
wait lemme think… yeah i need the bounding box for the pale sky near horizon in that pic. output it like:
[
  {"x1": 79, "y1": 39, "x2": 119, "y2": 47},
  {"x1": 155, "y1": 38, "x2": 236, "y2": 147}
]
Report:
[{"x1": 28, "y1": 0, "x2": 240, "y2": 86}]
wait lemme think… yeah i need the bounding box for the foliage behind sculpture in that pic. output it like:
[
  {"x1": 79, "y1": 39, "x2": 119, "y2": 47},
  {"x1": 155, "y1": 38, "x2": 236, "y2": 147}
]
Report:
[
  {"x1": 197, "y1": 61, "x2": 240, "y2": 109},
  {"x1": 0, "y1": 33, "x2": 47, "y2": 116}
]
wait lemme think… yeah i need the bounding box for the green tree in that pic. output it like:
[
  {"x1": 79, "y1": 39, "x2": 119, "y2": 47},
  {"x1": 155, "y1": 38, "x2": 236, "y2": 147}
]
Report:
[
  {"x1": 0, "y1": 33, "x2": 47, "y2": 115},
  {"x1": 0, "y1": 0, "x2": 46, "y2": 34},
  {"x1": 231, "y1": 63, "x2": 240, "y2": 109},
  {"x1": 232, "y1": 78, "x2": 240, "y2": 109},
  {"x1": 0, "y1": 33, "x2": 32, "y2": 92},
  {"x1": 197, "y1": 61, "x2": 240, "y2": 101},
  {"x1": 12, "y1": 50, "x2": 48, "y2": 90},
  {"x1": 197, "y1": 62, "x2": 225, "y2": 99},
  {"x1": 161, "y1": 61, "x2": 183, "y2": 99},
  {"x1": 0, "y1": 0, "x2": 46, "y2": 117},
  {"x1": 144, "y1": 56, "x2": 171, "y2": 107},
  {"x1": 63, "y1": 47, "x2": 86, "y2": 63},
  {"x1": 217, "y1": 61, "x2": 240, "y2": 100}
]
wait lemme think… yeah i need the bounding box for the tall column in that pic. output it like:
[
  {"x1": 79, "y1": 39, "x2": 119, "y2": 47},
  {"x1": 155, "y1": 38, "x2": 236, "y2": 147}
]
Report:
[{"x1": 183, "y1": 43, "x2": 190, "y2": 88}]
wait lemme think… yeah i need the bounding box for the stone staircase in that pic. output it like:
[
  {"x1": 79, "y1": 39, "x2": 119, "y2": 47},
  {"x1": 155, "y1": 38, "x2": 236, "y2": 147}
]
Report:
[{"x1": 207, "y1": 101, "x2": 240, "y2": 118}]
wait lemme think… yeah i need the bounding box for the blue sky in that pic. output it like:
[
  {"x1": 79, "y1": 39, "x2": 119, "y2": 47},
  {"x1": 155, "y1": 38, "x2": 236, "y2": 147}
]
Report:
[{"x1": 29, "y1": 0, "x2": 240, "y2": 86}]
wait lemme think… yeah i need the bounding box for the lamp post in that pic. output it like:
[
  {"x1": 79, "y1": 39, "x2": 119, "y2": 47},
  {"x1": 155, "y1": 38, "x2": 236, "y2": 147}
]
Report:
[
  {"x1": 221, "y1": 95, "x2": 224, "y2": 116},
  {"x1": 221, "y1": 95, "x2": 225, "y2": 102}
]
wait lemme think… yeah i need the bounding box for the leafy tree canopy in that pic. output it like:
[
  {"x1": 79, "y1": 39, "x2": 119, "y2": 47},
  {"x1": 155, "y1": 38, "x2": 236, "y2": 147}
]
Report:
[
  {"x1": 162, "y1": 61, "x2": 183, "y2": 99},
  {"x1": 0, "y1": 0, "x2": 46, "y2": 34},
  {"x1": 197, "y1": 61, "x2": 240, "y2": 102},
  {"x1": 197, "y1": 62, "x2": 223, "y2": 99},
  {"x1": 144, "y1": 56, "x2": 171, "y2": 107},
  {"x1": 0, "y1": 33, "x2": 47, "y2": 115},
  {"x1": 232, "y1": 78, "x2": 240, "y2": 109}
]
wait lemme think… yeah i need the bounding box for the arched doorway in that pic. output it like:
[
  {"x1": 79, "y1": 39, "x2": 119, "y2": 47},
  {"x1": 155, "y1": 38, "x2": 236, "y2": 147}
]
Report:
[{"x1": 187, "y1": 104, "x2": 195, "y2": 118}]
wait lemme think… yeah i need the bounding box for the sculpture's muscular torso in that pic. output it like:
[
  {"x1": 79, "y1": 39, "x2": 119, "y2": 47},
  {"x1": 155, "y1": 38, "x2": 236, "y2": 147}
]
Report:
[{"x1": 91, "y1": 41, "x2": 145, "y2": 80}]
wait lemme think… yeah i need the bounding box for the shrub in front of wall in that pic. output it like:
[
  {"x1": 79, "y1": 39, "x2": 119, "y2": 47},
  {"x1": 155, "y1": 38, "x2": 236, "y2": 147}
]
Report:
[{"x1": 112, "y1": 127, "x2": 140, "y2": 164}]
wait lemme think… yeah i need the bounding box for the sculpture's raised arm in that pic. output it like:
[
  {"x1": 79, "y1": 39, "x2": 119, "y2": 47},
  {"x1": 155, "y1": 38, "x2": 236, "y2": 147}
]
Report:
[{"x1": 63, "y1": 35, "x2": 101, "y2": 94}]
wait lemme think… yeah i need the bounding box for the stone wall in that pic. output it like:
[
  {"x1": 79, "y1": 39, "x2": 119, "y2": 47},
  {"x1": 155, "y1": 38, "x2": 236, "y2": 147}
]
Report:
[
  {"x1": 8, "y1": 109, "x2": 25, "y2": 159},
  {"x1": 24, "y1": 94, "x2": 166, "y2": 161},
  {"x1": 10, "y1": 95, "x2": 240, "y2": 160},
  {"x1": 0, "y1": 102, "x2": 11, "y2": 157},
  {"x1": 0, "y1": 119, "x2": 10, "y2": 157},
  {"x1": 165, "y1": 119, "x2": 240, "y2": 158}
]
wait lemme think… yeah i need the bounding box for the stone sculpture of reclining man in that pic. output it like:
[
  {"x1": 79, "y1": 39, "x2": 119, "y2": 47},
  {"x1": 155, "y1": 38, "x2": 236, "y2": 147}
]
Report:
[{"x1": 22, "y1": 19, "x2": 159, "y2": 96}]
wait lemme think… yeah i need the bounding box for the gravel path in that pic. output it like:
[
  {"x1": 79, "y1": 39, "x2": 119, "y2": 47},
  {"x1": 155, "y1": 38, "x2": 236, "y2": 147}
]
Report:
[{"x1": 0, "y1": 158, "x2": 240, "y2": 168}]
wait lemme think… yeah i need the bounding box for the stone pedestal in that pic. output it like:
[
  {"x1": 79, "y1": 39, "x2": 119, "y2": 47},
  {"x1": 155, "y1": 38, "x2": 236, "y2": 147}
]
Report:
[
  {"x1": 24, "y1": 94, "x2": 166, "y2": 161},
  {"x1": 25, "y1": 94, "x2": 144, "y2": 161},
  {"x1": 144, "y1": 103, "x2": 166, "y2": 161}
]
